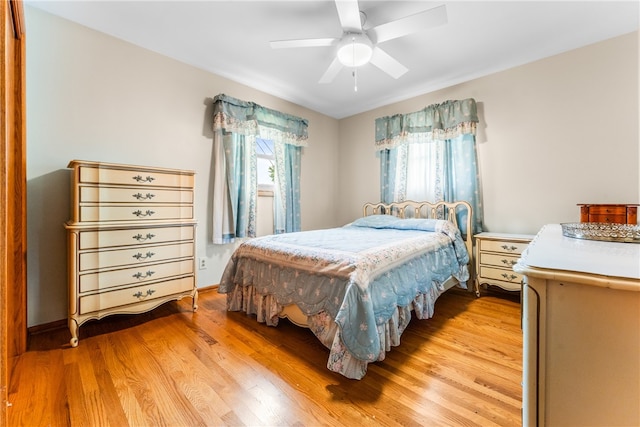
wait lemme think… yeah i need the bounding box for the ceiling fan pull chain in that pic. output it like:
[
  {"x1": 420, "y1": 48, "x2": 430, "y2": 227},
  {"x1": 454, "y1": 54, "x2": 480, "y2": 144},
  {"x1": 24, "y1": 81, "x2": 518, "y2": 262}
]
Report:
[{"x1": 353, "y1": 69, "x2": 358, "y2": 92}]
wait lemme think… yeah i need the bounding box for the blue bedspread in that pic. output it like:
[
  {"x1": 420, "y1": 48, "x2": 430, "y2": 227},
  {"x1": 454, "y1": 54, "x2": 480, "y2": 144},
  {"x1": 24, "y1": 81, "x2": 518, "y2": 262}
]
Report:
[{"x1": 219, "y1": 216, "x2": 469, "y2": 364}]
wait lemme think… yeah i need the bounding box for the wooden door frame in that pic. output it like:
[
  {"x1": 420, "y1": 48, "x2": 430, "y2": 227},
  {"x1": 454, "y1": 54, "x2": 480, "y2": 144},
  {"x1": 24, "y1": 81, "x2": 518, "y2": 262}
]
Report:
[{"x1": 1, "y1": 0, "x2": 27, "y2": 425}]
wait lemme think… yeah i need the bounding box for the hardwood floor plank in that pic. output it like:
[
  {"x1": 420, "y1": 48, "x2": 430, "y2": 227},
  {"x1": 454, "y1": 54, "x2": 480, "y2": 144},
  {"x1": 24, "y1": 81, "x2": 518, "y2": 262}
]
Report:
[
  {"x1": 111, "y1": 326, "x2": 208, "y2": 426},
  {"x1": 9, "y1": 288, "x2": 523, "y2": 426},
  {"x1": 156, "y1": 313, "x2": 280, "y2": 426},
  {"x1": 98, "y1": 334, "x2": 162, "y2": 426}
]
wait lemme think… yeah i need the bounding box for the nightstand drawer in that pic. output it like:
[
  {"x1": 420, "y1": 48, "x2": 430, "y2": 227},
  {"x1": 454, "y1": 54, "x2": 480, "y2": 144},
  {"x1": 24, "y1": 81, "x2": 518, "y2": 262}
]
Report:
[
  {"x1": 479, "y1": 266, "x2": 524, "y2": 285},
  {"x1": 478, "y1": 239, "x2": 529, "y2": 255},
  {"x1": 479, "y1": 252, "x2": 520, "y2": 268}
]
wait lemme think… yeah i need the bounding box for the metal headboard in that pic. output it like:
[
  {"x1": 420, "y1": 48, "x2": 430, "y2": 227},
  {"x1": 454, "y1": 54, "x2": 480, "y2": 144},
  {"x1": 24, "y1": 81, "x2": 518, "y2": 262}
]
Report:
[{"x1": 362, "y1": 200, "x2": 474, "y2": 278}]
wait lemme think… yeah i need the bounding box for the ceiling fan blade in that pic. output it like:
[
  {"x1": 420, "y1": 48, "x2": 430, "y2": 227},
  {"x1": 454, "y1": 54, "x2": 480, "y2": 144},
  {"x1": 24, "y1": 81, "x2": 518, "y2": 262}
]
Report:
[
  {"x1": 270, "y1": 38, "x2": 337, "y2": 49},
  {"x1": 370, "y1": 47, "x2": 408, "y2": 79},
  {"x1": 368, "y1": 4, "x2": 447, "y2": 44},
  {"x1": 319, "y1": 57, "x2": 344, "y2": 84},
  {"x1": 334, "y1": 0, "x2": 362, "y2": 31}
]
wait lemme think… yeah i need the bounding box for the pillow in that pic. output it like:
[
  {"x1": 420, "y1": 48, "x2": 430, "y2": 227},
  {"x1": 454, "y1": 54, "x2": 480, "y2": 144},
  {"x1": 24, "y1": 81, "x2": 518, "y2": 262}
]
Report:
[
  {"x1": 391, "y1": 218, "x2": 441, "y2": 232},
  {"x1": 349, "y1": 215, "x2": 441, "y2": 232},
  {"x1": 349, "y1": 215, "x2": 399, "y2": 229}
]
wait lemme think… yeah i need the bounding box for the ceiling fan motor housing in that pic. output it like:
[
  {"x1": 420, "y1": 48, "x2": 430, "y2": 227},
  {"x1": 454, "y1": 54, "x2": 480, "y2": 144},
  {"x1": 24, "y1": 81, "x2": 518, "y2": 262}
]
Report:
[{"x1": 337, "y1": 32, "x2": 373, "y2": 67}]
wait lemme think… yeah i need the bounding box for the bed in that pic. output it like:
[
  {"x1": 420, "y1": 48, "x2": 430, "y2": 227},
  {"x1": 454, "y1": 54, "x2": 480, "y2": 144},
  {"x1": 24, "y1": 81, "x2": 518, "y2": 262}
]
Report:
[{"x1": 218, "y1": 200, "x2": 475, "y2": 379}]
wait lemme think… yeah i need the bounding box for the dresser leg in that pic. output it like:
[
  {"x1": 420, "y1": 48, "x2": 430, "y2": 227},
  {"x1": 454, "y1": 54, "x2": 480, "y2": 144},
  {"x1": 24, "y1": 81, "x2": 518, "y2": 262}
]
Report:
[
  {"x1": 192, "y1": 289, "x2": 199, "y2": 312},
  {"x1": 69, "y1": 318, "x2": 79, "y2": 347}
]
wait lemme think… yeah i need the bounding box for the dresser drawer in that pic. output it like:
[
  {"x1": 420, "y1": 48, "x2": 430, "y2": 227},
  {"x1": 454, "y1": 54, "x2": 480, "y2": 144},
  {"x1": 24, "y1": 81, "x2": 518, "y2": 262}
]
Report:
[
  {"x1": 79, "y1": 241, "x2": 194, "y2": 271},
  {"x1": 79, "y1": 276, "x2": 195, "y2": 315},
  {"x1": 79, "y1": 186, "x2": 193, "y2": 204},
  {"x1": 78, "y1": 205, "x2": 193, "y2": 222},
  {"x1": 79, "y1": 225, "x2": 194, "y2": 250},
  {"x1": 479, "y1": 252, "x2": 519, "y2": 268},
  {"x1": 478, "y1": 239, "x2": 529, "y2": 255},
  {"x1": 79, "y1": 259, "x2": 194, "y2": 293},
  {"x1": 479, "y1": 266, "x2": 524, "y2": 286},
  {"x1": 78, "y1": 165, "x2": 194, "y2": 188}
]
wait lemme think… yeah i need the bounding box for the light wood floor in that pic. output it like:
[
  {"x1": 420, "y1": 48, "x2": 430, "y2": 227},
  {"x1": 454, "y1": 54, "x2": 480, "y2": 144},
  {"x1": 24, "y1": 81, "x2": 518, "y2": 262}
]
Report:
[{"x1": 8, "y1": 287, "x2": 522, "y2": 426}]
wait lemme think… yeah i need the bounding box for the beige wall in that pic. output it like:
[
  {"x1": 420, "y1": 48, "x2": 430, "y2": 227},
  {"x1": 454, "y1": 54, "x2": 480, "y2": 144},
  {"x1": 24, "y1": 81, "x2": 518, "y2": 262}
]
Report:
[
  {"x1": 337, "y1": 32, "x2": 639, "y2": 234},
  {"x1": 25, "y1": 7, "x2": 339, "y2": 326},
  {"x1": 25, "y1": 6, "x2": 638, "y2": 327}
]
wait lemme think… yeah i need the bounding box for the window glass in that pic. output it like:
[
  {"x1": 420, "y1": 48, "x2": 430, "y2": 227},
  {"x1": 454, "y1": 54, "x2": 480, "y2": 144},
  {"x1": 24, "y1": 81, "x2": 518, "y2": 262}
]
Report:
[{"x1": 256, "y1": 138, "x2": 274, "y2": 192}]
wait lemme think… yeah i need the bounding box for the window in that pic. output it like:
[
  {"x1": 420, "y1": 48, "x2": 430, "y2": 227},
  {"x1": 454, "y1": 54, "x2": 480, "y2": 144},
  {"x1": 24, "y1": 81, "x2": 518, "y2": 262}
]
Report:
[
  {"x1": 256, "y1": 138, "x2": 275, "y2": 194},
  {"x1": 405, "y1": 142, "x2": 441, "y2": 202}
]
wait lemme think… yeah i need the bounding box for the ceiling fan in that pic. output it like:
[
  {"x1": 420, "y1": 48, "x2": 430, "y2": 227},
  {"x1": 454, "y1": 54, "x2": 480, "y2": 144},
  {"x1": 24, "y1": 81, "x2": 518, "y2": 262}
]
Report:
[{"x1": 269, "y1": 0, "x2": 448, "y2": 86}]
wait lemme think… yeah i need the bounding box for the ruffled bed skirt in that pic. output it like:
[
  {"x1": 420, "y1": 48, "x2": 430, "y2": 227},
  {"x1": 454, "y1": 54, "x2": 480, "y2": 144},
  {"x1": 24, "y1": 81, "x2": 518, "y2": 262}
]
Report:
[{"x1": 225, "y1": 283, "x2": 452, "y2": 379}]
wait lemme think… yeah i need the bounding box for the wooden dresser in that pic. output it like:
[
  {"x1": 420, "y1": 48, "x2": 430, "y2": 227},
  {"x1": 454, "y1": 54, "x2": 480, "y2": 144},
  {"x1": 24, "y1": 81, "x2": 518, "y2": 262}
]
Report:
[
  {"x1": 515, "y1": 224, "x2": 640, "y2": 427},
  {"x1": 578, "y1": 203, "x2": 638, "y2": 224},
  {"x1": 65, "y1": 160, "x2": 198, "y2": 347},
  {"x1": 475, "y1": 232, "x2": 533, "y2": 295}
]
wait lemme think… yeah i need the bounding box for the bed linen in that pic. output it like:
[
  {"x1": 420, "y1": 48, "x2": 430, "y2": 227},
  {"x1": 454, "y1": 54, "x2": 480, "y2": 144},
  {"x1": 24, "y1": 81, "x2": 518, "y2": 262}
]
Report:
[{"x1": 218, "y1": 216, "x2": 470, "y2": 379}]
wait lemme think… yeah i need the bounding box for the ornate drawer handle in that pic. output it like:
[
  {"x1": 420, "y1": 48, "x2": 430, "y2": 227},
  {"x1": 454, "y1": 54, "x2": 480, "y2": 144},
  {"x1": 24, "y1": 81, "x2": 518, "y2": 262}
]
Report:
[
  {"x1": 132, "y1": 289, "x2": 156, "y2": 299},
  {"x1": 132, "y1": 233, "x2": 156, "y2": 242},
  {"x1": 132, "y1": 210, "x2": 155, "y2": 218},
  {"x1": 132, "y1": 251, "x2": 155, "y2": 261},
  {"x1": 133, "y1": 270, "x2": 155, "y2": 280},
  {"x1": 501, "y1": 273, "x2": 518, "y2": 281},
  {"x1": 133, "y1": 175, "x2": 155, "y2": 183},
  {"x1": 501, "y1": 245, "x2": 518, "y2": 252},
  {"x1": 132, "y1": 192, "x2": 156, "y2": 200},
  {"x1": 501, "y1": 259, "x2": 517, "y2": 266}
]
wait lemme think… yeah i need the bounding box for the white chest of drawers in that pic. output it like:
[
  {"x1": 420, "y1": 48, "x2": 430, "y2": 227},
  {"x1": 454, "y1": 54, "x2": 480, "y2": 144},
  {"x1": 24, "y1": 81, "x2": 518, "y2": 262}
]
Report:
[
  {"x1": 65, "y1": 160, "x2": 198, "y2": 347},
  {"x1": 515, "y1": 224, "x2": 640, "y2": 426},
  {"x1": 475, "y1": 232, "x2": 533, "y2": 294}
]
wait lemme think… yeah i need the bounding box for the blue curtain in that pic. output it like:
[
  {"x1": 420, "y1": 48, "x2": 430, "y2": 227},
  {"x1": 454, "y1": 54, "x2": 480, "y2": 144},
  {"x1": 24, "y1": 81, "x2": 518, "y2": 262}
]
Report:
[
  {"x1": 273, "y1": 143, "x2": 302, "y2": 234},
  {"x1": 212, "y1": 94, "x2": 308, "y2": 244},
  {"x1": 375, "y1": 98, "x2": 483, "y2": 234}
]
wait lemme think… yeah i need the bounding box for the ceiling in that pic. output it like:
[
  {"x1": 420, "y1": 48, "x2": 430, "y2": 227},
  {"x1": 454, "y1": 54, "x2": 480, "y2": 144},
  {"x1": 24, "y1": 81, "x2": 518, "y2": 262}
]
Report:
[{"x1": 25, "y1": 1, "x2": 639, "y2": 119}]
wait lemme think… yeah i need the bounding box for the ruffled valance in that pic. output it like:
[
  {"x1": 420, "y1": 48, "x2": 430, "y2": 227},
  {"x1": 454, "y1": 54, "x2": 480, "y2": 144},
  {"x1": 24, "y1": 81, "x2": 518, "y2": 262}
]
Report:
[
  {"x1": 213, "y1": 94, "x2": 308, "y2": 147},
  {"x1": 375, "y1": 98, "x2": 478, "y2": 150}
]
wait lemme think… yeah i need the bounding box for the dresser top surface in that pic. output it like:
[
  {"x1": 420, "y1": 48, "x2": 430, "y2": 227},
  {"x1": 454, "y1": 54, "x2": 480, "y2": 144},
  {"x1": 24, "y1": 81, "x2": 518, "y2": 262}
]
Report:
[
  {"x1": 519, "y1": 224, "x2": 640, "y2": 281},
  {"x1": 68, "y1": 159, "x2": 195, "y2": 175}
]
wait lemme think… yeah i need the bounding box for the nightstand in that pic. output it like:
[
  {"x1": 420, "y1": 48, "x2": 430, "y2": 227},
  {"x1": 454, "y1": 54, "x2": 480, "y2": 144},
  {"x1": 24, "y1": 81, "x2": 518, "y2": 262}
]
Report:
[{"x1": 475, "y1": 232, "x2": 534, "y2": 296}]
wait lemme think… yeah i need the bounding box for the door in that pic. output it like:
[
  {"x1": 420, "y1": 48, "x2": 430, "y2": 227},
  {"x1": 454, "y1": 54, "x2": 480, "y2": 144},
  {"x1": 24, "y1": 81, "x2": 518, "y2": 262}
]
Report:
[{"x1": 1, "y1": 0, "x2": 27, "y2": 425}]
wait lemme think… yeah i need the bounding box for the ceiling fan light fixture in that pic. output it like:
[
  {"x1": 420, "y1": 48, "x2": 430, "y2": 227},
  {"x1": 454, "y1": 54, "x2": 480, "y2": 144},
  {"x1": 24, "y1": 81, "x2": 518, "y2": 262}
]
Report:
[{"x1": 337, "y1": 32, "x2": 372, "y2": 67}]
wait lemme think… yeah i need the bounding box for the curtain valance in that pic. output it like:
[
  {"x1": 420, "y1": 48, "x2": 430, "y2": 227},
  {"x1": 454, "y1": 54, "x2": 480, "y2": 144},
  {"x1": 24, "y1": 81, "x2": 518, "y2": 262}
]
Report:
[
  {"x1": 213, "y1": 94, "x2": 308, "y2": 147},
  {"x1": 375, "y1": 98, "x2": 478, "y2": 151}
]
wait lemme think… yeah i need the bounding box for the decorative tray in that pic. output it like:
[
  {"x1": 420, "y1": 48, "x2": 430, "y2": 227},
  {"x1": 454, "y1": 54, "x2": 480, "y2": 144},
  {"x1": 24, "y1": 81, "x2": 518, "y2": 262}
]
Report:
[{"x1": 561, "y1": 222, "x2": 640, "y2": 243}]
